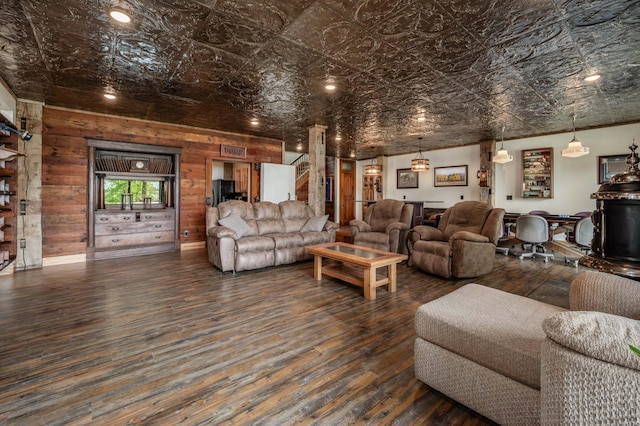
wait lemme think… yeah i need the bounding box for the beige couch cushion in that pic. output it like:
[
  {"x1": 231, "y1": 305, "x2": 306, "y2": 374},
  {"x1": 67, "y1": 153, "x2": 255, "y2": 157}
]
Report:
[
  {"x1": 415, "y1": 283, "x2": 565, "y2": 389},
  {"x1": 279, "y1": 200, "x2": 315, "y2": 233}
]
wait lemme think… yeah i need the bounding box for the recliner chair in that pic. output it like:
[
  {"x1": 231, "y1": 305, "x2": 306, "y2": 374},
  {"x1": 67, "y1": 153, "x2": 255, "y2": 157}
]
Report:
[
  {"x1": 349, "y1": 199, "x2": 413, "y2": 254},
  {"x1": 410, "y1": 201, "x2": 505, "y2": 278}
]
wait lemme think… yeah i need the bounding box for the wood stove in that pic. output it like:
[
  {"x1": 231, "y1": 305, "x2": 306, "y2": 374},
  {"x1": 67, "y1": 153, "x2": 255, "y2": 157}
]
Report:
[{"x1": 581, "y1": 142, "x2": 640, "y2": 279}]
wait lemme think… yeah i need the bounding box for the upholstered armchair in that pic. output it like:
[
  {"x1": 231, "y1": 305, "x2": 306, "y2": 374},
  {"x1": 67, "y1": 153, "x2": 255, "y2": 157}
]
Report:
[
  {"x1": 410, "y1": 201, "x2": 505, "y2": 278},
  {"x1": 349, "y1": 199, "x2": 413, "y2": 254}
]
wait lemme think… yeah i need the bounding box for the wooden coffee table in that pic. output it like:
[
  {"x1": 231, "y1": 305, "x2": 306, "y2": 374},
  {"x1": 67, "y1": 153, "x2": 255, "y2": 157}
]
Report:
[{"x1": 305, "y1": 242, "x2": 407, "y2": 300}]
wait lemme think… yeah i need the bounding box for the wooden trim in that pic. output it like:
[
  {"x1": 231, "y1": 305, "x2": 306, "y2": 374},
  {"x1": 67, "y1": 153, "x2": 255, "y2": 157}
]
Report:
[{"x1": 87, "y1": 138, "x2": 183, "y2": 154}]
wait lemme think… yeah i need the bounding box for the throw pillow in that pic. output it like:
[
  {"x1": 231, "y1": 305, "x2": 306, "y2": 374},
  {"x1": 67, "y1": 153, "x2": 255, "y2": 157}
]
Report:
[
  {"x1": 218, "y1": 215, "x2": 250, "y2": 238},
  {"x1": 301, "y1": 214, "x2": 329, "y2": 232}
]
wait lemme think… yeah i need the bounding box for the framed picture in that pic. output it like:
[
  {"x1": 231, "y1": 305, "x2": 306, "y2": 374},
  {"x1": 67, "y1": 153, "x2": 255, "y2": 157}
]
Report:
[
  {"x1": 434, "y1": 165, "x2": 468, "y2": 187},
  {"x1": 396, "y1": 168, "x2": 419, "y2": 189},
  {"x1": 598, "y1": 154, "x2": 627, "y2": 184}
]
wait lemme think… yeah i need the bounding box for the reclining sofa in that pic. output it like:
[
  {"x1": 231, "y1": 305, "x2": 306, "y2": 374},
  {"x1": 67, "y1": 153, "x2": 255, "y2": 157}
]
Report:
[
  {"x1": 414, "y1": 270, "x2": 640, "y2": 425},
  {"x1": 206, "y1": 200, "x2": 338, "y2": 272}
]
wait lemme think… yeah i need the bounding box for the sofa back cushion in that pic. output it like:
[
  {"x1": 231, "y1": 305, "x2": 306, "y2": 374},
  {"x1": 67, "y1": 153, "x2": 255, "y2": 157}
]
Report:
[
  {"x1": 218, "y1": 200, "x2": 258, "y2": 236},
  {"x1": 439, "y1": 201, "x2": 492, "y2": 239},
  {"x1": 280, "y1": 200, "x2": 315, "y2": 233},
  {"x1": 254, "y1": 202, "x2": 286, "y2": 235},
  {"x1": 365, "y1": 199, "x2": 409, "y2": 233}
]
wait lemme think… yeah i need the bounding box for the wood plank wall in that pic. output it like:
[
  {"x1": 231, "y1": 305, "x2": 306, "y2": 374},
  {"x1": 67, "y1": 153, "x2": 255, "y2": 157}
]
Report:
[{"x1": 42, "y1": 107, "x2": 283, "y2": 258}]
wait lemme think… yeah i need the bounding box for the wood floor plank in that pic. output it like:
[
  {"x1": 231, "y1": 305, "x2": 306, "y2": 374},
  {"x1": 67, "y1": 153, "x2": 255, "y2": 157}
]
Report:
[{"x1": 0, "y1": 249, "x2": 584, "y2": 425}]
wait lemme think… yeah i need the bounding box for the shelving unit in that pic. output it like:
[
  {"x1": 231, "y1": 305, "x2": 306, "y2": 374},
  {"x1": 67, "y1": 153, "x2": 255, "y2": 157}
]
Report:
[
  {"x1": 522, "y1": 148, "x2": 553, "y2": 198},
  {"x1": 0, "y1": 120, "x2": 18, "y2": 271}
]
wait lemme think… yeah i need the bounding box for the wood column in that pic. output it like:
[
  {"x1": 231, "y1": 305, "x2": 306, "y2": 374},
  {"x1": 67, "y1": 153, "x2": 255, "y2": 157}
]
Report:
[
  {"x1": 479, "y1": 140, "x2": 494, "y2": 206},
  {"x1": 16, "y1": 100, "x2": 44, "y2": 270},
  {"x1": 308, "y1": 124, "x2": 327, "y2": 215}
]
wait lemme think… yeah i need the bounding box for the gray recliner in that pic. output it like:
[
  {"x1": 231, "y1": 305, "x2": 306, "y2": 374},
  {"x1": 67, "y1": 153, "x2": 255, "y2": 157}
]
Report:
[{"x1": 349, "y1": 199, "x2": 413, "y2": 254}]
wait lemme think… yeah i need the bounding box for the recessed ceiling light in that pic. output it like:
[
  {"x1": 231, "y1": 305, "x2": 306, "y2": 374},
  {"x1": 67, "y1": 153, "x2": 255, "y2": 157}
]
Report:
[
  {"x1": 584, "y1": 74, "x2": 601, "y2": 82},
  {"x1": 296, "y1": 142, "x2": 303, "y2": 151},
  {"x1": 325, "y1": 84, "x2": 336, "y2": 91},
  {"x1": 104, "y1": 93, "x2": 116, "y2": 100},
  {"x1": 109, "y1": 9, "x2": 131, "y2": 23},
  {"x1": 417, "y1": 116, "x2": 426, "y2": 121},
  {"x1": 250, "y1": 119, "x2": 259, "y2": 125},
  {"x1": 335, "y1": 135, "x2": 342, "y2": 141}
]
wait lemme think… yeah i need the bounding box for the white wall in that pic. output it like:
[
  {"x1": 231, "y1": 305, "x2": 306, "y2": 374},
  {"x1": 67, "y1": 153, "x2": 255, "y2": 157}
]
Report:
[
  {"x1": 493, "y1": 122, "x2": 639, "y2": 214},
  {"x1": 352, "y1": 122, "x2": 639, "y2": 219}
]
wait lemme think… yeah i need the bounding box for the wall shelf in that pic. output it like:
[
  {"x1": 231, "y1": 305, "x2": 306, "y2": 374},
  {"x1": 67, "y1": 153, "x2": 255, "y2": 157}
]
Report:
[{"x1": 522, "y1": 148, "x2": 553, "y2": 198}]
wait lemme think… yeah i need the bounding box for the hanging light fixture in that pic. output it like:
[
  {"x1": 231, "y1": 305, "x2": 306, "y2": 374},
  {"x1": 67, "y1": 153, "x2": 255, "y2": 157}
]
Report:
[
  {"x1": 411, "y1": 137, "x2": 430, "y2": 172},
  {"x1": 562, "y1": 113, "x2": 589, "y2": 157},
  {"x1": 492, "y1": 126, "x2": 513, "y2": 164},
  {"x1": 364, "y1": 146, "x2": 381, "y2": 176}
]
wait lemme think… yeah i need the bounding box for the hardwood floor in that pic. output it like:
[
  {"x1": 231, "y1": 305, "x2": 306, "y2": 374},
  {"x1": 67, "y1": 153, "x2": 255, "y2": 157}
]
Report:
[{"x1": 0, "y1": 249, "x2": 585, "y2": 425}]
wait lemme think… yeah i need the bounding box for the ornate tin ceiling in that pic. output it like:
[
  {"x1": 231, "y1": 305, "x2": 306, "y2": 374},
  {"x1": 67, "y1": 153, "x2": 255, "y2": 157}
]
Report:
[{"x1": 1, "y1": 0, "x2": 639, "y2": 158}]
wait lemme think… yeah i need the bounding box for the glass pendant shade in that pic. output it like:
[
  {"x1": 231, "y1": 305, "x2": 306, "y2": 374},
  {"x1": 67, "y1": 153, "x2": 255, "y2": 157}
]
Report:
[
  {"x1": 492, "y1": 126, "x2": 513, "y2": 164},
  {"x1": 493, "y1": 146, "x2": 513, "y2": 163},
  {"x1": 562, "y1": 137, "x2": 590, "y2": 157},
  {"x1": 562, "y1": 114, "x2": 589, "y2": 158}
]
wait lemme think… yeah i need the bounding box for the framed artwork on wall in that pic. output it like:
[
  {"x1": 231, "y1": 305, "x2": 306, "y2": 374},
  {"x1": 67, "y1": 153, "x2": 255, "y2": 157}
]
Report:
[
  {"x1": 397, "y1": 168, "x2": 419, "y2": 189},
  {"x1": 434, "y1": 165, "x2": 468, "y2": 187},
  {"x1": 598, "y1": 154, "x2": 627, "y2": 184}
]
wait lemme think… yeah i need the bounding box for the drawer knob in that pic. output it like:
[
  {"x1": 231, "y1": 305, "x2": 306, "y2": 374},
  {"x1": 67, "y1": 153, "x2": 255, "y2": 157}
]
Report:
[
  {"x1": 112, "y1": 226, "x2": 119, "y2": 231},
  {"x1": 100, "y1": 217, "x2": 109, "y2": 221},
  {"x1": 112, "y1": 239, "x2": 120, "y2": 243},
  {"x1": 123, "y1": 217, "x2": 131, "y2": 220},
  {"x1": 154, "y1": 225, "x2": 162, "y2": 228},
  {"x1": 155, "y1": 236, "x2": 161, "y2": 239},
  {"x1": 145, "y1": 215, "x2": 152, "y2": 219}
]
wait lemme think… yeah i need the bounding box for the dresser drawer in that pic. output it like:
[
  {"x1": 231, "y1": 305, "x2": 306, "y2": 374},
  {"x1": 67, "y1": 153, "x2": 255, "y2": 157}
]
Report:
[
  {"x1": 95, "y1": 220, "x2": 174, "y2": 236},
  {"x1": 95, "y1": 212, "x2": 137, "y2": 224},
  {"x1": 95, "y1": 231, "x2": 175, "y2": 248},
  {"x1": 138, "y1": 210, "x2": 175, "y2": 222}
]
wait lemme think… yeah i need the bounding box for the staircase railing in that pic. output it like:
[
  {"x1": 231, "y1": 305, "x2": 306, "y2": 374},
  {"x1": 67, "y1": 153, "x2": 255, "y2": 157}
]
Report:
[{"x1": 291, "y1": 153, "x2": 309, "y2": 180}]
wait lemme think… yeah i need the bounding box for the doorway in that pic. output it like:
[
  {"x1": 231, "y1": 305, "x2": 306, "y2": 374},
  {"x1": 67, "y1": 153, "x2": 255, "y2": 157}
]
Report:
[
  {"x1": 339, "y1": 160, "x2": 356, "y2": 225},
  {"x1": 205, "y1": 159, "x2": 254, "y2": 207}
]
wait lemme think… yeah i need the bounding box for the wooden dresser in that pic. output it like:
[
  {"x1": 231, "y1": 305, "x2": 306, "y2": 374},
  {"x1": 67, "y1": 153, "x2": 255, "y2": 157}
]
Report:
[{"x1": 94, "y1": 209, "x2": 176, "y2": 251}]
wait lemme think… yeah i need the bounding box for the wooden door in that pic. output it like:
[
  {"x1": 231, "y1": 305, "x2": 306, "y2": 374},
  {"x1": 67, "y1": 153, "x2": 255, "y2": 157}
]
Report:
[{"x1": 339, "y1": 160, "x2": 355, "y2": 225}]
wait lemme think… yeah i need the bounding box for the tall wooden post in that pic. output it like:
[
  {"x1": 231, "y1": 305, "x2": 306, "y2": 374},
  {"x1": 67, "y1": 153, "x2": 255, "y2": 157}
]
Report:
[
  {"x1": 308, "y1": 124, "x2": 327, "y2": 215},
  {"x1": 479, "y1": 140, "x2": 494, "y2": 206}
]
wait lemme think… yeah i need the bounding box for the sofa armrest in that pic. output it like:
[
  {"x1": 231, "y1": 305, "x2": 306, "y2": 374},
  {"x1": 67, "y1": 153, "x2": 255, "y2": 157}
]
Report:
[
  {"x1": 541, "y1": 311, "x2": 640, "y2": 424},
  {"x1": 386, "y1": 221, "x2": 410, "y2": 233},
  {"x1": 324, "y1": 220, "x2": 339, "y2": 231},
  {"x1": 569, "y1": 270, "x2": 640, "y2": 319},
  {"x1": 412, "y1": 225, "x2": 446, "y2": 242},
  {"x1": 208, "y1": 225, "x2": 239, "y2": 240},
  {"x1": 449, "y1": 230, "x2": 490, "y2": 244},
  {"x1": 349, "y1": 219, "x2": 371, "y2": 234}
]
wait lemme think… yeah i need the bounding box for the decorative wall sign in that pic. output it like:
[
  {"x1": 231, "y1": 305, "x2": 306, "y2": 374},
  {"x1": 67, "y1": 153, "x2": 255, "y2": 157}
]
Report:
[
  {"x1": 221, "y1": 144, "x2": 247, "y2": 159},
  {"x1": 434, "y1": 165, "x2": 468, "y2": 187},
  {"x1": 396, "y1": 168, "x2": 419, "y2": 189}
]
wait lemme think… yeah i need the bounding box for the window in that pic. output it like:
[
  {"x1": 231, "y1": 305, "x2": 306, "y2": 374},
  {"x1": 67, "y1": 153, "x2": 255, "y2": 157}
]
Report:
[{"x1": 104, "y1": 179, "x2": 162, "y2": 205}]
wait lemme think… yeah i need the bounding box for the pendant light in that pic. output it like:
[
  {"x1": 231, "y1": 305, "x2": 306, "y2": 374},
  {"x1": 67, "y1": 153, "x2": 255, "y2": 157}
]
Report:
[
  {"x1": 411, "y1": 137, "x2": 430, "y2": 172},
  {"x1": 492, "y1": 126, "x2": 513, "y2": 164},
  {"x1": 562, "y1": 113, "x2": 589, "y2": 157},
  {"x1": 364, "y1": 146, "x2": 381, "y2": 176}
]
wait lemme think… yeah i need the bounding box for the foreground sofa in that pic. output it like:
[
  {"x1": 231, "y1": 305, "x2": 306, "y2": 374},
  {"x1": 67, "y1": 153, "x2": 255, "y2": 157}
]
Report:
[
  {"x1": 206, "y1": 200, "x2": 338, "y2": 272},
  {"x1": 415, "y1": 270, "x2": 640, "y2": 425}
]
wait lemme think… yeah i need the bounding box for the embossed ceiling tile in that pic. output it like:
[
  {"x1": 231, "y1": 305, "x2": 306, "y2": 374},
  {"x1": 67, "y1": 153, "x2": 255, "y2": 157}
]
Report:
[
  {"x1": 171, "y1": 42, "x2": 245, "y2": 89},
  {"x1": 216, "y1": 0, "x2": 315, "y2": 34},
  {"x1": 354, "y1": 47, "x2": 422, "y2": 82},
  {"x1": 250, "y1": 37, "x2": 323, "y2": 86},
  {"x1": 46, "y1": 84, "x2": 154, "y2": 118},
  {"x1": 492, "y1": 25, "x2": 571, "y2": 68},
  {"x1": 348, "y1": 0, "x2": 414, "y2": 27},
  {"x1": 194, "y1": 10, "x2": 275, "y2": 57},
  {"x1": 132, "y1": 0, "x2": 210, "y2": 39},
  {"x1": 280, "y1": 2, "x2": 363, "y2": 57},
  {"x1": 21, "y1": 0, "x2": 110, "y2": 38},
  {"x1": 557, "y1": 0, "x2": 638, "y2": 27},
  {"x1": 420, "y1": 30, "x2": 489, "y2": 75}
]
